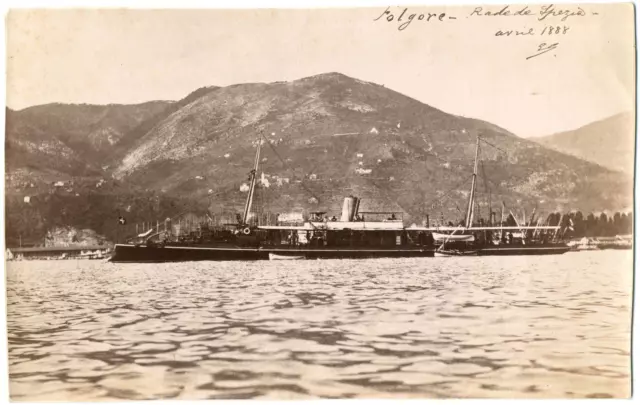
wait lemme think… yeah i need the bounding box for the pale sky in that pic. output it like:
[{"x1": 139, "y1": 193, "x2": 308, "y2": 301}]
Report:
[{"x1": 6, "y1": 4, "x2": 635, "y2": 137}]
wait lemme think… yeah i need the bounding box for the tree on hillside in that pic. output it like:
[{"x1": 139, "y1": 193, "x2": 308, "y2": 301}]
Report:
[
  {"x1": 574, "y1": 211, "x2": 585, "y2": 237},
  {"x1": 585, "y1": 213, "x2": 596, "y2": 237},
  {"x1": 596, "y1": 213, "x2": 606, "y2": 236},
  {"x1": 625, "y1": 212, "x2": 633, "y2": 234}
]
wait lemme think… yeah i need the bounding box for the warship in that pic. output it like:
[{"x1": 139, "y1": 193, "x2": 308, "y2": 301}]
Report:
[{"x1": 110, "y1": 139, "x2": 435, "y2": 262}]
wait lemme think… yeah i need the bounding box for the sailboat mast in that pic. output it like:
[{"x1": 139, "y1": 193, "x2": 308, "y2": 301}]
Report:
[
  {"x1": 242, "y1": 139, "x2": 262, "y2": 225},
  {"x1": 488, "y1": 179, "x2": 492, "y2": 225},
  {"x1": 500, "y1": 202, "x2": 505, "y2": 239},
  {"x1": 464, "y1": 136, "x2": 480, "y2": 228}
]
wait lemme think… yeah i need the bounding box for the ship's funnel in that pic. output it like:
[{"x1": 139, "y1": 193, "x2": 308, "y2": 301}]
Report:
[{"x1": 340, "y1": 196, "x2": 359, "y2": 222}]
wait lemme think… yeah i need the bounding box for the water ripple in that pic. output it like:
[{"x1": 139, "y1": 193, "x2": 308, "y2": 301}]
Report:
[{"x1": 6, "y1": 251, "x2": 632, "y2": 399}]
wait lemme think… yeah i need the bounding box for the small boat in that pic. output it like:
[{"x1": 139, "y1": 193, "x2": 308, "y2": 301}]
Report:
[
  {"x1": 434, "y1": 249, "x2": 478, "y2": 257},
  {"x1": 432, "y1": 233, "x2": 475, "y2": 243},
  {"x1": 269, "y1": 253, "x2": 305, "y2": 260}
]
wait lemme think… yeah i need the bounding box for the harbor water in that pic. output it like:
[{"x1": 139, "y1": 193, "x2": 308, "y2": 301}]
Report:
[{"x1": 6, "y1": 250, "x2": 632, "y2": 399}]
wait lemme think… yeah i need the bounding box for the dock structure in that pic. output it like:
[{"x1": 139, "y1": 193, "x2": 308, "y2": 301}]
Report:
[{"x1": 6, "y1": 245, "x2": 112, "y2": 261}]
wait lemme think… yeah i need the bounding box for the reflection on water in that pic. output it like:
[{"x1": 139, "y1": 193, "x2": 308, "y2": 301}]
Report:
[{"x1": 6, "y1": 251, "x2": 632, "y2": 400}]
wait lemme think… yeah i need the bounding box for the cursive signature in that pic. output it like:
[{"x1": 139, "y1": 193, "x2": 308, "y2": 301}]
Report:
[{"x1": 526, "y1": 42, "x2": 559, "y2": 60}]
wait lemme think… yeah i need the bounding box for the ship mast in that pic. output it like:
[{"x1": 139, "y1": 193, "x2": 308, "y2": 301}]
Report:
[
  {"x1": 242, "y1": 139, "x2": 262, "y2": 225},
  {"x1": 464, "y1": 135, "x2": 480, "y2": 228}
]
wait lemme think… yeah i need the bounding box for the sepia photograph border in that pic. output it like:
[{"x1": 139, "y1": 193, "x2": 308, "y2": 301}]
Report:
[{"x1": 1, "y1": 0, "x2": 638, "y2": 404}]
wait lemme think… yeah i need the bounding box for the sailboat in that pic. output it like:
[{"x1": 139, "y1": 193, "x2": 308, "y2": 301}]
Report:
[
  {"x1": 426, "y1": 136, "x2": 570, "y2": 257},
  {"x1": 110, "y1": 135, "x2": 435, "y2": 263}
]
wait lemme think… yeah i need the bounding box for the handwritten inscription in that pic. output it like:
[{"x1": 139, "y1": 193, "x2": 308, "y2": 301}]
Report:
[
  {"x1": 470, "y1": 5, "x2": 535, "y2": 17},
  {"x1": 470, "y1": 4, "x2": 586, "y2": 21},
  {"x1": 374, "y1": 7, "x2": 456, "y2": 31},
  {"x1": 375, "y1": 4, "x2": 597, "y2": 60},
  {"x1": 495, "y1": 25, "x2": 570, "y2": 36},
  {"x1": 471, "y1": 4, "x2": 588, "y2": 60}
]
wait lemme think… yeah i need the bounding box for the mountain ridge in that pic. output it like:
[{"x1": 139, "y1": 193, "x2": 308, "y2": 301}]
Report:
[
  {"x1": 109, "y1": 72, "x2": 631, "y2": 221},
  {"x1": 535, "y1": 112, "x2": 635, "y2": 174},
  {"x1": 5, "y1": 100, "x2": 173, "y2": 177}
]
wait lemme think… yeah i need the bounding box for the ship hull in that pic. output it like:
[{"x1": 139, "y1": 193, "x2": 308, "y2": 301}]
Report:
[
  {"x1": 111, "y1": 243, "x2": 569, "y2": 263},
  {"x1": 110, "y1": 244, "x2": 435, "y2": 263},
  {"x1": 433, "y1": 244, "x2": 571, "y2": 256},
  {"x1": 110, "y1": 244, "x2": 266, "y2": 262},
  {"x1": 476, "y1": 245, "x2": 571, "y2": 255}
]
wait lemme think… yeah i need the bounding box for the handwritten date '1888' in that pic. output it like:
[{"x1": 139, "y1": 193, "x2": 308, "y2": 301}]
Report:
[{"x1": 495, "y1": 25, "x2": 570, "y2": 36}]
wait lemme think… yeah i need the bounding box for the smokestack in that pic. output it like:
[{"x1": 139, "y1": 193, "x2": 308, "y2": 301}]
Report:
[
  {"x1": 353, "y1": 198, "x2": 361, "y2": 219},
  {"x1": 341, "y1": 197, "x2": 350, "y2": 222},
  {"x1": 340, "y1": 196, "x2": 358, "y2": 222}
]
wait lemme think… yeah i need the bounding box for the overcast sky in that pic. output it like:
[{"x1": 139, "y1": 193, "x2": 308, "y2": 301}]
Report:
[{"x1": 6, "y1": 4, "x2": 635, "y2": 137}]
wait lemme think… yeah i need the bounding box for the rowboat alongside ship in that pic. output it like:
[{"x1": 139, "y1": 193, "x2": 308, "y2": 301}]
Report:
[
  {"x1": 268, "y1": 253, "x2": 305, "y2": 260},
  {"x1": 434, "y1": 248, "x2": 478, "y2": 257}
]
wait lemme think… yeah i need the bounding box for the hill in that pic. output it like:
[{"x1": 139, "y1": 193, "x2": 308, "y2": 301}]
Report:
[
  {"x1": 111, "y1": 72, "x2": 632, "y2": 223},
  {"x1": 535, "y1": 112, "x2": 635, "y2": 174},
  {"x1": 109, "y1": 86, "x2": 220, "y2": 163},
  {"x1": 5, "y1": 101, "x2": 172, "y2": 180}
]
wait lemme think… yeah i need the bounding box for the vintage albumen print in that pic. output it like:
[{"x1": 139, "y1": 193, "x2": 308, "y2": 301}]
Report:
[{"x1": 4, "y1": 3, "x2": 635, "y2": 400}]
